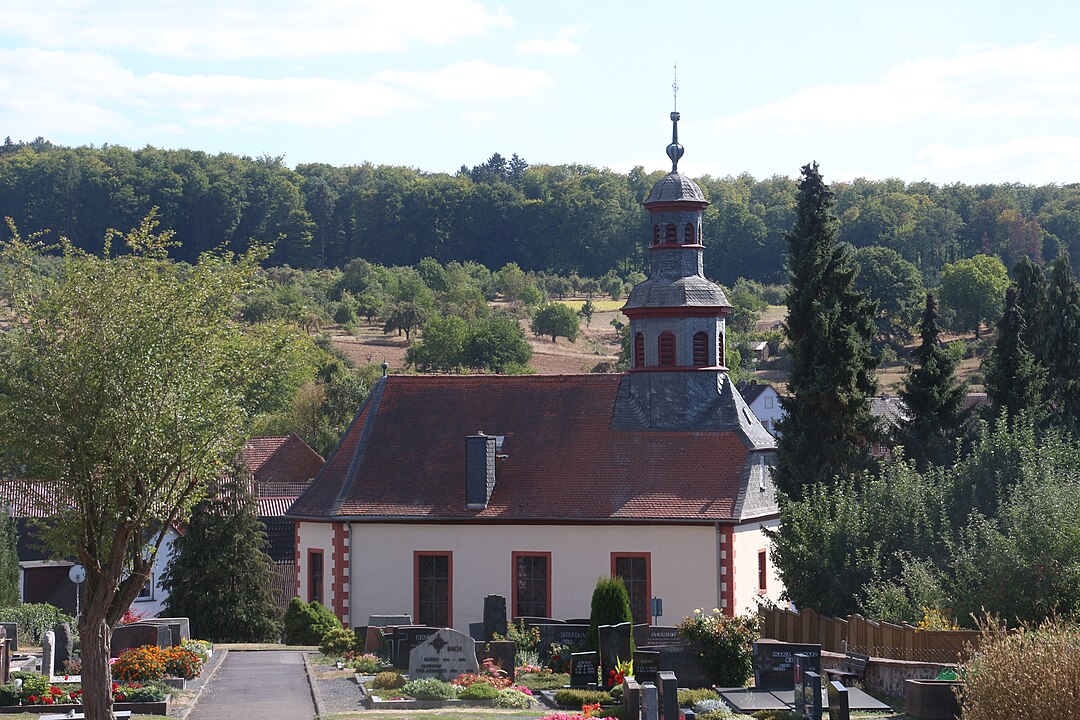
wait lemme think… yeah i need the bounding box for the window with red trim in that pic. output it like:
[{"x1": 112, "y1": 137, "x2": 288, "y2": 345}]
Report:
[
  {"x1": 612, "y1": 553, "x2": 651, "y2": 625},
  {"x1": 758, "y1": 549, "x2": 767, "y2": 593},
  {"x1": 692, "y1": 331, "x2": 708, "y2": 366},
  {"x1": 665, "y1": 224, "x2": 677, "y2": 243},
  {"x1": 512, "y1": 552, "x2": 551, "y2": 618},
  {"x1": 308, "y1": 550, "x2": 324, "y2": 604},
  {"x1": 658, "y1": 332, "x2": 676, "y2": 367},
  {"x1": 415, "y1": 552, "x2": 452, "y2": 627},
  {"x1": 684, "y1": 224, "x2": 695, "y2": 243},
  {"x1": 634, "y1": 333, "x2": 645, "y2": 368}
]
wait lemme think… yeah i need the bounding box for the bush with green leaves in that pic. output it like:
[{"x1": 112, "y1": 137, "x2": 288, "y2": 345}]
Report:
[
  {"x1": 120, "y1": 682, "x2": 169, "y2": 702},
  {"x1": 516, "y1": 671, "x2": 567, "y2": 691},
  {"x1": 283, "y1": 597, "x2": 341, "y2": 645},
  {"x1": 10, "y1": 671, "x2": 50, "y2": 702},
  {"x1": 494, "y1": 687, "x2": 534, "y2": 708},
  {"x1": 458, "y1": 682, "x2": 499, "y2": 700},
  {"x1": 371, "y1": 671, "x2": 406, "y2": 690},
  {"x1": 553, "y1": 688, "x2": 612, "y2": 707},
  {"x1": 348, "y1": 653, "x2": 383, "y2": 674},
  {"x1": 401, "y1": 678, "x2": 458, "y2": 700},
  {"x1": 0, "y1": 604, "x2": 75, "y2": 646},
  {"x1": 319, "y1": 627, "x2": 358, "y2": 656},
  {"x1": 677, "y1": 610, "x2": 759, "y2": 687},
  {"x1": 679, "y1": 688, "x2": 720, "y2": 706},
  {"x1": 182, "y1": 639, "x2": 213, "y2": 663},
  {"x1": 587, "y1": 576, "x2": 634, "y2": 652}
]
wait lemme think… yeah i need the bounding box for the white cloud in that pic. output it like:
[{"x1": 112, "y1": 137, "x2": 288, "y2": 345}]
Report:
[
  {"x1": 715, "y1": 42, "x2": 1080, "y2": 132},
  {"x1": 515, "y1": 25, "x2": 585, "y2": 56},
  {"x1": 1, "y1": 0, "x2": 513, "y2": 59},
  {"x1": 377, "y1": 61, "x2": 552, "y2": 101},
  {"x1": 910, "y1": 136, "x2": 1080, "y2": 184}
]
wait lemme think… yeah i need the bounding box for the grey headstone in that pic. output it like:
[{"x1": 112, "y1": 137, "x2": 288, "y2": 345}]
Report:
[
  {"x1": 368, "y1": 614, "x2": 411, "y2": 627},
  {"x1": 41, "y1": 630, "x2": 55, "y2": 679},
  {"x1": 827, "y1": 681, "x2": 850, "y2": 720},
  {"x1": 658, "y1": 671, "x2": 678, "y2": 720},
  {"x1": 111, "y1": 623, "x2": 170, "y2": 658},
  {"x1": 408, "y1": 627, "x2": 479, "y2": 681},
  {"x1": 623, "y1": 678, "x2": 641, "y2": 720},
  {"x1": 54, "y1": 623, "x2": 74, "y2": 672},
  {"x1": 538, "y1": 623, "x2": 589, "y2": 659},
  {"x1": 141, "y1": 618, "x2": 189, "y2": 644},
  {"x1": 633, "y1": 625, "x2": 682, "y2": 647},
  {"x1": 482, "y1": 595, "x2": 507, "y2": 641},
  {"x1": 752, "y1": 640, "x2": 821, "y2": 691},
  {"x1": 569, "y1": 651, "x2": 599, "y2": 688},
  {"x1": 475, "y1": 640, "x2": 516, "y2": 682},
  {"x1": 598, "y1": 622, "x2": 632, "y2": 686},
  {"x1": 0, "y1": 624, "x2": 17, "y2": 651},
  {"x1": 642, "y1": 682, "x2": 659, "y2": 720},
  {"x1": 633, "y1": 650, "x2": 661, "y2": 683}
]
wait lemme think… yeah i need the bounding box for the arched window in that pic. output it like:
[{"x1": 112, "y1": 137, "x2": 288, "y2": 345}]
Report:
[
  {"x1": 634, "y1": 332, "x2": 645, "y2": 367},
  {"x1": 684, "y1": 224, "x2": 695, "y2": 243},
  {"x1": 658, "y1": 332, "x2": 676, "y2": 367},
  {"x1": 693, "y1": 331, "x2": 708, "y2": 366},
  {"x1": 652, "y1": 225, "x2": 660, "y2": 245},
  {"x1": 665, "y1": 224, "x2": 677, "y2": 243}
]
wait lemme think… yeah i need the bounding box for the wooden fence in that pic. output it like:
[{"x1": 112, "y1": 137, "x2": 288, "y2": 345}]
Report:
[
  {"x1": 269, "y1": 561, "x2": 297, "y2": 613},
  {"x1": 759, "y1": 606, "x2": 979, "y2": 663}
]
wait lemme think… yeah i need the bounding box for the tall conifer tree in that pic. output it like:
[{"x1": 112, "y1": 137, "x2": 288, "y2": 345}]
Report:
[
  {"x1": 1041, "y1": 254, "x2": 1080, "y2": 432},
  {"x1": 1012, "y1": 256, "x2": 1046, "y2": 357},
  {"x1": 895, "y1": 291, "x2": 967, "y2": 469},
  {"x1": 0, "y1": 511, "x2": 19, "y2": 607},
  {"x1": 162, "y1": 464, "x2": 283, "y2": 642},
  {"x1": 775, "y1": 163, "x2": 878, "y2": 499},
  {"x1": 984, "y1": 285, "x2": 1045, "y2": 425}
]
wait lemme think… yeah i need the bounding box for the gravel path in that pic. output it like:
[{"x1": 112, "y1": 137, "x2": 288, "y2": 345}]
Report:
[{"x1": 310, "y1": 663, "x2": 368, "y2": 715}]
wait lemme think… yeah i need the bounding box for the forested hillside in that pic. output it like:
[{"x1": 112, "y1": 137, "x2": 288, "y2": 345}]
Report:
[{"x1": 3, "y1": 138, "x2": 1078, "y2": 284}]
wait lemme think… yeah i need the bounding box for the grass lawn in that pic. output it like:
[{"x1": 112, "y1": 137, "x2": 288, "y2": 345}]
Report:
[{"x1": 554, "y1": 298, "x2": 624, "y2": 312}]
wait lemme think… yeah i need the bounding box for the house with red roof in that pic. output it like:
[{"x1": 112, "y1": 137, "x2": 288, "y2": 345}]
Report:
[{"x1": 287, "y1": 113, "x2": 783, "y2": 631}]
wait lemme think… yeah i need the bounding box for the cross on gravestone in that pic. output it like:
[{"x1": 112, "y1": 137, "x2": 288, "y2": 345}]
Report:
[
  {"x1": 41, "y1": 630, "x2": 55, "y2": 679},
  {"x1": 569, "y1": 651, "x2": 599, "y2": 688},
  {"x1": 407, "y1": 628, "x2": 479, "y2": 680}
]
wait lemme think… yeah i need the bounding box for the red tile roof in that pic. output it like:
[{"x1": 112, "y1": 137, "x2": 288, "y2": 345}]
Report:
[
  {"x1": 241, "y1": 434, "x2": 325, "y2": 505},
  {"x1": 288, "y1": 374, "x2": 762, "y2": 523},
  {"x1": 0, "y1": 479, "x2": 65, "y2": 518},
  {"x1": 242, "y1": 436, "x2": 291, "y2": 473}
]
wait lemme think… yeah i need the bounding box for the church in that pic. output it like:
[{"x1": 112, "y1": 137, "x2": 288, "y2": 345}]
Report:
[{"x1": 286, "y1": 112, "x2": 783, "y2": 631}]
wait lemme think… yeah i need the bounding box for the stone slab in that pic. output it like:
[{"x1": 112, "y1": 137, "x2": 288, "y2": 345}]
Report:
[
  {"x1": 753, "y1": 640, "x2": 821, "y2": 691},
  {"x1": 719, "y1": 689, "x2": 790, "y2": 712},
  {"x1": 408, "y1": 627, "x2": 478, "y2": 681},
  {"x1": 111, "y1": 623, "x2": 171, "y2": 658}
]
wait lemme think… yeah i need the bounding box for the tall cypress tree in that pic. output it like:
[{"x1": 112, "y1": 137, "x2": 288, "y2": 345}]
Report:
[
  {"x1": 895, "y1": 291, "x2": 967, "y2": 469},
  {"x1": 0, "y1": 510, "x2": 19, "y2": 607},
  {"x1": 1041, "y1": 254, "x2": 1080, "y2": 433},
  {"x1": 1012, "y1": 256, "x2": 1046, "y2": 357},
  {"x1": 984, "y1": 285, "x2": 1045, "y2": 425},
  {"x1": 775, "y1": 163, "x2": 878, "y2": 499},
  {"x1": 161, "y1": 464, "x2": 283, "y2": 642}
]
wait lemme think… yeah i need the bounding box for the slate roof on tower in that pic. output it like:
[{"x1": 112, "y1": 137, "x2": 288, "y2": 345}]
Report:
[{"x1": 286, "y1": 373, "x2": 775, "y2": 524}]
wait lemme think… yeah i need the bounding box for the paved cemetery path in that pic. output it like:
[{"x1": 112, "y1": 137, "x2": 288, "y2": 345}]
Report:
[{"x1": 188, "y1": 650, "x2": 315, "y2": 720}]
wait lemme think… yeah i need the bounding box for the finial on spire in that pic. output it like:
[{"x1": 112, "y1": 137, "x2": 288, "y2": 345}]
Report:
[
  {"x1": 672, "y1": 63, "x2": 679, "y2": 111},
  {"x1": 666, "y1": 65, "x2": 685, "y2": 172}
]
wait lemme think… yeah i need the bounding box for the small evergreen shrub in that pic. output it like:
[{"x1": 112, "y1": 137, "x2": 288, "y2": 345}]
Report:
[
  {"x1": 401, "y1": 678, "x2": 458, "y2": 700},
  {"x1": 319, "y1": 628, "x2": 358, "y2": 656},
  {"x1": 283, "y1": 597, "x2": 341, "y2": 645},
  {"x1": 0, "y1": 683, "x2": 17, "y2": 706},
  {"x1": 348, "y1": 653, "x2": 383, "y2": 674},
  {"x1": 459, "y1": 682, "x2": 500, "y2": 700},
  {"x1": 679, "y1": 688, "x2": 719, "y2": 706},
  {"x1": 586, "y1": 576, "x2": 634, "y2": 653},
  {"x1": 0, "y1": 604, "x2": 75, "y2": 645},
  {"x1": 494, "y1": 687, "x2": 534, "y2": 708},
  {"x1": 693, "y1": 698, "x2": 733, "y2": 716},
  {"x1": 553, "y1": 688, "x2": 612, "y2": 707},
  {"x1": 371, "y1": 671, "x2": 406, "y2": 690},
  {"x1": 517, "y1": 671, "x2": 568, "y2": 691}
]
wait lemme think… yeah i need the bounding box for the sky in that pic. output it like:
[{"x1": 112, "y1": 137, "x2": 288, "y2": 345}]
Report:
[{"x1": 4, "y1": 0, "x2": 1080, "y2": 185}]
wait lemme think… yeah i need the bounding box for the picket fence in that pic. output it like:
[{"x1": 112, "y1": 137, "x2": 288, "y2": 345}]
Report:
[{"x1": 759, "y1": 606, "x2": 980, "y2": 663}]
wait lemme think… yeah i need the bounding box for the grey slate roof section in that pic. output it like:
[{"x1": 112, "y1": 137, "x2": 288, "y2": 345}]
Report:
[
  {"x1": 610, "y1": 370, "x2": 777, "y2": 451},
  {"x1": 644, "y1": 172, "x2": 707, "y2": 204},
  {"x1": 624, "y1": 275, "x2": 731, "y2": 310}
]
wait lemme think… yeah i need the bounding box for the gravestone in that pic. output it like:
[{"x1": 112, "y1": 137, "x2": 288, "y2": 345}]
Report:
[
  {"x1": 793, "y1": 654, "x2": 822, "y2": 720},
  {"x1": 408, "y1": 627, "x2": 479, "y2": 680},
  {"x1": 637, "y1": 644, "x2": 709, "y2": 688},
  {"x1": 598, "y1": 622, "x2": 632, "y2": 686},
  {"x1": 658, "y1": 671, "x2": 678, "y2": 720},
  {"x1": 53, "y1": 623, "x2": 74, "y2": 673},
  {"x1": 111, "y1": 623, "x2": 170, "y2": 658},
  {"x1": 538, "y1": 623, "x2": 589, "y2": 658},
  {"x1": 569, "y1": 651, "x2": 599, "y2": 688},
  {"x1": 623, "y1": 678, "x2": 641, "y2": 720},
  {"x1": 633, "y1": 650, "x2": 661, "y2": 683},
  {"x1": 475, "y1": 640, "x2": 516, "y2": 682},
  {"x1": 41, "y1": 630, "x2": 55, "y2": 679},
  {"x1": 0, "y1": 624, "x2": 17, "y2": 651},
  {"x1": 0, "y1": 626, "x2": 10, "y2": 684},
  {"x1": 516, "y1": 616, "x2": 562, "y2": 629},
  {"x1": 633, "y1": 625, "x2": 681, "y2": 648},
  {"x1": 388, "y1": 626, "x2": 439, "y2": 668},
  {"x1": 641, "y1": 682, "x2": 659, "y2": 720},
  {"x1": 828, "y1": 680, "x2": 851, "y2": 720},
  {"x1": 752, "y1": 640, "x2": 821, "y2": 690},
  {"x1": 136, "y1": 618, "x2": 189, "y2": 645},
  {"x1": 368, "y1": 614, "x2": 411, "y2": 627},
  {"x1": 482, "y1": 595, "x2": 507, "y2": 640}
]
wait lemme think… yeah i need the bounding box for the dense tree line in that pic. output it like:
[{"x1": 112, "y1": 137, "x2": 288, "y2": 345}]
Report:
[{"x1": 4, "y1": 139, "x2": 1080, "y2": 285}]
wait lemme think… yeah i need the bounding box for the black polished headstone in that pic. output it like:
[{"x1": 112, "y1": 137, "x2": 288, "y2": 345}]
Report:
[
  {"x1": 483, "y1": 595, "x2": 507, "y2": 641},
  {"x1": 598, "y1": 622, "x2": 633, "y2": 686},
  {"x1": 828, "y1": 680, "x2": 851, "y2": 720},
  {"x1": 793, "y1": 655, "x2": 822, "y2": 720},
  {"x1": 633, "y1": 650, "x2": 661, "y2": 683},
  {"x1": 570, "y1": 651, "x2": 599, "y2": 688},
  {"x1": 658, "y1": 671, "x2": 678, "y2": 720},
  {"x1": 752, "y1": 640, "x2": 821, "y2": 690},
  {"x1": 111, "y1": 623, "x2": 170, "y2": 658},
  {"x1": 633, "y1": 625, "x2": 682, "y2": 647},
  {"x1": 387, "y1": 625, "x2": 439, "y2": 668},
  {"x1": 515, "y1": 616, "x2": 563, "y2": 629},
  {"x1": 475, "y1": 640, "x2": 516, "y2": 682},
  {"x1": 368, "y1": 614, "x2": 411, "y2": 627},
  {"x1": 637, "y1": 644, "x2": 709, "y2": 689},
  {"x1": 538, "y1": 623, "x2": 589, "y2": 658}
]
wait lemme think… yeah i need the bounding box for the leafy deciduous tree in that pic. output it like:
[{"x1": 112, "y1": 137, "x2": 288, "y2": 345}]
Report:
[
  {"x1": 937, "y1": 254, "x2": 1009, "y2": 339},
  {"x1": 531, "y1": 303, "x2": 580, "y2": 343}
]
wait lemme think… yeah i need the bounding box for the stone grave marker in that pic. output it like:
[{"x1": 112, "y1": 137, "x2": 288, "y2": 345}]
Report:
[
  {"x1": 0, "y1": 625, "x2": 10, "y2": 684},
  {"x1": 793, "y1": 654, "x2": 822, "y2": 720},
  {"x1": 658, "y1": 671, "x2": 678, "y2": 720},
  {"x1": 516, "y1": 616, "x2": 562, "y2": 629},
  {"x1": 54, "y1": 623, "x2": 74, "y2": 673},
  {"x1": 538, "y1": 623, "x2": 589, "y2": 658},
  {"x1": 408, "y1": 627, "x2": 479, "y2": 680},
  {"x1": 598, "y1": 622, "x2": 632, "y2": 687},
  {"x1": 752, "y1": 640, "x2": 821, "y2": 690},
  {"x1": 827, "y1": 680, "x2": 851, "y2": 720},
  {"x1": 368, "y1": 614, "x2": 412, "y2": 627},
  {"x1": 41, "y1": 630, "x2": 55, "y2": 679},
  {"x1": 475, "y1": 640, "x2": 516, "y2": 682},
  {"x1": 389, "y1": 626, "x2": 439, "y2": 668},
  {"x1": 633, "y1": 649, "x2": 661, "y2": 683},
  {"x1": 637, "y1": 644, "x2": 709, "y2": 689},
  {"x1": 569, "y1": 651, "x2": 599, "y2": 688},
  {"x1": 111, "y1": 623, "x2": 170, "y2": 658},
  {"x1": 0, "y1": 624, "x2": 16, "y2": 651},
  {"x1": 633, "y1": 625, "x2": 682, "y2": 648},
  {"x1": 623, "y1": 677, "x2": 641, "y2": 720},
  {"x1": 137, "y1": 618, "x2": 189, "y2": 645},
  {"x1": 483, "y1": 595, "x2": 507, "y2": 640},
  {"x1": 641, "y1": 682, "x2": 659, "y2": 720}
]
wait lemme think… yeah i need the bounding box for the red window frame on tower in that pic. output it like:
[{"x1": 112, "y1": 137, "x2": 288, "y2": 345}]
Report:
[
  {"x1": 634, "y1": 332, "x2": 645, "y2": 367},
  {"x1": 692, "y1": 331, "x2": 708, "y2": 366},
  {"x1": 658, "y1": 332, "x2": 676, "y2": 367}
]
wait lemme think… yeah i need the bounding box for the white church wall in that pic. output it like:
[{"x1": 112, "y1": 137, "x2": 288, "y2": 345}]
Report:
[{"x1": 731, "y1": 518, "x2": 784, "y2": 615}]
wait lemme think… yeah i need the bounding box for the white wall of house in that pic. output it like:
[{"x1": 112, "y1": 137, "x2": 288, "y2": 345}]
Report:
[
  {"x1": 731, "y1": 518, "x2": 783, "y2": 615},
  {"x1": 132, "y1": 527, "x2": 180, "y2": 618},
  {"x1": 298, "y1": 521, "x2": 335, "y2": 608},
  {"x1": 340, "y1": 522, "x2": 721, "y2": 631},
  {"x1": 747, "y1": 388, "x2": 784, "y2": 436}
]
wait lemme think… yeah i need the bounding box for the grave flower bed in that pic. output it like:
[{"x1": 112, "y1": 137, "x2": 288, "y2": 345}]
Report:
[
  {"x1": 359, "y1": 661, "x2": 535, "y2": 710},
  {"x1": 0, "y1": 674, "x2": 171, "y2": 715}
]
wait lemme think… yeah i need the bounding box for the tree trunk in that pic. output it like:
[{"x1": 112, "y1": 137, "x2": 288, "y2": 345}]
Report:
[{"x1": 78, "y1": 612, "x2": 115, "y2": 720}]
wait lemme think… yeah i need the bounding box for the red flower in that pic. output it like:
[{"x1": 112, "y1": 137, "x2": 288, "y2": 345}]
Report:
[
  {"x1": 27, "y1": 695, "x2": 37, "y2": 703},
  {"x1": 42, "y1": 697, "x2": 54, "y2": 705},
  {"x1": 50, "y1": 687, "x2": 63, "y2": 696}
]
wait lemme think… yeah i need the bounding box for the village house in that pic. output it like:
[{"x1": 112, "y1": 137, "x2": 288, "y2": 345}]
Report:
[{"x1": 287, "y1": 113, "x2": 784, "y2": 631}]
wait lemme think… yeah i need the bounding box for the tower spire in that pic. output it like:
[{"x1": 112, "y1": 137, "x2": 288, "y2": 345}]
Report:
[{"x1": 666, "y1": 64, "x2": 684, "y2": 172}]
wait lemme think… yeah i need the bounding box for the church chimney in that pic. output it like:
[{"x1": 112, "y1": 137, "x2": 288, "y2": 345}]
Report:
[{"x1": 465, "y1": 432, "x2": 497, "y2": 509}]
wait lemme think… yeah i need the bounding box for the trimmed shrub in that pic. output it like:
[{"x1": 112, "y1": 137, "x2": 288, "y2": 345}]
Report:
[
  {"x1": 677, "y1": 609, "x2": 759, "y2": 687},
  {"x1": 594, "y1": 708, "x2": 626, "y2": 719},
  {"x1": 401, "y1": 678, "x2": 458, "y2": 700},
  {"x1": 371, "y1": 671, "x2": 406, "y2": 690},
  {"x1": 0, "y1": 604, "x2": 74, "y2": 645},
  {"x1": 494, "y1": 688, "x2": 534, "y2": 708},
  {"x1": 553, "y1": 688, "x2": 612, "y2": 707},
  {"x1": 679, "y1": 688, "x2": 719, "y2": 706},
  {"x1": 459, "y1": 682, "x2": 500, "y2": 700},
  {"x1": 320, "y1": 628, "x2": 358, "y2": 656},
  {"x1": 283, "y1": 597, "x2": 341, "y2": 645},
  {"x1": 586, "y1": 577, "x2": 634, "y2": 653}
]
